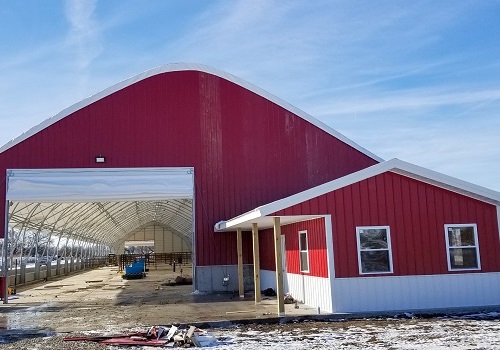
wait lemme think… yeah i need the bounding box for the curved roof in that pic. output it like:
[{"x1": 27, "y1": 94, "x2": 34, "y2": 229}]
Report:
[
  {"x1": 6, "y1": 168, "x2": 194, "y2": 250},
  {"x1": 9, "y1": 199, "x2": 193, "y2": 248},
  {"x1": 0, "y1": 63, "x2": 382, "y2": 162}
]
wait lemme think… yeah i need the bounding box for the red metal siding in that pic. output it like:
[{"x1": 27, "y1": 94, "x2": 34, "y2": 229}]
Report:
[
  {"x1": 258, "y1": 218, "x2": 328, "y2": 278},
  {"x1": 259, "y1": 228, "x2": 275, "y2": 271},
  {"x1": 271, "y1": 172, "x2": 500, "y2": 277},
  {"x1": 282, "y1": 218, "x2": 328, "y2": 278},
  {"x1": 0, "y1": 70, "x2": 377, "y2": 266}
]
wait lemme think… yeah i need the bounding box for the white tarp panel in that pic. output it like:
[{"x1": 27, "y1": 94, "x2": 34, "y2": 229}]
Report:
[{"x1": 6, "y1": 168, "x2": 194, "y2": 202}]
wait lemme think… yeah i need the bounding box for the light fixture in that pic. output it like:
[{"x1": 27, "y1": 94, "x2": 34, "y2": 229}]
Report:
[{"x1": 95, "y1": 155, "x2": 106, "y2": 163}]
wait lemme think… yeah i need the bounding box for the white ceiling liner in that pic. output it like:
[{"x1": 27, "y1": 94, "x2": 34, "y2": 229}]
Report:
[
  {"x1": 9, "y1": 199, "x2": 194, "y2": 247},
  {"x1": 6, "y1": 167, "x2": 194, "y2": 203},
  {"x1": 0, "y1": 63, "x2": 382, "y2": 162}
]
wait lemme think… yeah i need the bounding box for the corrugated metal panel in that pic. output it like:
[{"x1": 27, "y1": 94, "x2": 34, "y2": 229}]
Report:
[
  {"x1": 333, "y1": 272, "x2": 500, "y2": 312},
  {"x1": 286, "y1": 273, "x2": 332, "y2": 313},
  {"x1": 271, "y1": 172, "x2": 500, "y2": 277},
  {"x1": 261, "y1": 270, "x2": 332, "y2": 313},
  {"x1": 0, "y1": 71, "x2": 378, "y2": 266},
  {"x1": 259, "y1": 228, "x2": 275, "y2": 271}
]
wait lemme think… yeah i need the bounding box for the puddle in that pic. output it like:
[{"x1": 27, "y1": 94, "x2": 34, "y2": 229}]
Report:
[
  {"x1": 0, "y1": 313, "x2": 54, "y2": 344},
  {"x1": 0, "y1": 315, "x2": 7, "y2": 329},
  {"x1": 0, "y1": 327, "x2": 55, "y2": 344}
]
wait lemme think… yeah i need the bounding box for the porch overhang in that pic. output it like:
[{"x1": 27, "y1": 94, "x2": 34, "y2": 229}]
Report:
[{"x1": 215, "y1": 214, "x2": 321, "y2": 232}]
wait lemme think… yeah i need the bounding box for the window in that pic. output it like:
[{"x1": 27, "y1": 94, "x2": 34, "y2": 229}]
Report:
[
  {"x1": 299, "y1": 230, "x2": 309, "y2": 272},
  {"x1": 445, "y1": 224, "x2": 480, "y2": 271},
  {"x1": 356, "y1": 226, "x2": 393, "y2": 274}
]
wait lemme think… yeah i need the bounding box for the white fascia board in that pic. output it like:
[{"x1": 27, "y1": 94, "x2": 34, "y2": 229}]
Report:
[
  {"x1": 390, "y1": 160, "x2": 500, "y2": 205},
  {"x1": 214, "y1": 209, "x2": 263, "y2": 231},
  {"x1": 0, "y1": 63, "x2": 382, "y2": 162},
  {"x1": 257, "y1": 160, "x2": 399, "y2": 216}
]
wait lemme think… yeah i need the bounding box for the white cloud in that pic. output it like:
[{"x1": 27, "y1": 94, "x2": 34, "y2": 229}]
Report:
[{"x1": 64, "y1": 0, "x2": 102, "y2": 70}]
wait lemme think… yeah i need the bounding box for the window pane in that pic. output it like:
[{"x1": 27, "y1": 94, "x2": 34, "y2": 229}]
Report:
[
  {"x1": 299, "y1": 232, "x2": 307, "y2": 250},
  {"x1": 450, "y1": 248, "x2": 478, "y2": 269},
  {"x1": 448, "y1": 226, "x2": 475, "y2": 247},
  {"x1": 360, "y1": 250, "x2": 390, "y2": 273},
  {"x1": 359, "y1": 229, "x2": 388, "y2": 249},
  {"x1": 300, "y1": 251, "x2": 309, "y2": 271}
]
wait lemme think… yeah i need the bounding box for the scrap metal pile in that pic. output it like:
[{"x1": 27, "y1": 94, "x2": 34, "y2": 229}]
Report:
[{"x1": 64, "y1": 325, "x2": 216, "y2": 347}]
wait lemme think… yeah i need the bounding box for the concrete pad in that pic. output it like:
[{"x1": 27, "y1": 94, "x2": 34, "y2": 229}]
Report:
[{"x1": 0, "y1": 264, "x2": 321, "y2": 333}]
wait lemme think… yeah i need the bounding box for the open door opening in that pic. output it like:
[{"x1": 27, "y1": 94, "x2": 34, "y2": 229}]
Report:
[{"x1": 1, "y1": 167, "x2": 195, "y2": 304}]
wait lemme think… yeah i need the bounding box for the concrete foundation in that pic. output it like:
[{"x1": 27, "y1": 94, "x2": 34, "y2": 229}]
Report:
[{"x1": 195, "y1": 264, "x2": 254, "y2": 292}]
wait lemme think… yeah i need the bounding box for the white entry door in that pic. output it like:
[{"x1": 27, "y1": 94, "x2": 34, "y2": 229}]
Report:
[{"x1": 281, "y1": 235, "x2": 288, "y2": 294}]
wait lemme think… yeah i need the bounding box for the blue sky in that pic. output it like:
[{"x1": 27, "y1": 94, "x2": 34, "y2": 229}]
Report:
[{"x1": 1, "y1": 1, "x2": 499, "y2": 190}]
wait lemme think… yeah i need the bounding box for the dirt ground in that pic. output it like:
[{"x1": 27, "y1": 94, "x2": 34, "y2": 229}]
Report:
[
  {"x1": 2, "y1": 265, "x2": 500, "y2": 349},
  {"x1": 0, "y1": 263, "x2": 315, "y2": 333}
]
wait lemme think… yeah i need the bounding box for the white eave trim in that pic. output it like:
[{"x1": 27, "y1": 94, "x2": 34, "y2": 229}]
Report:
[
  {"x1": 0, "y1": 63, "x2": 382, "y2": 162},
  {"x1": 215, "y1": 209, "x2": 263, "y2": 231},
  {"x1": 214, "y1": 158, "x2": 500, "y2": 231}
]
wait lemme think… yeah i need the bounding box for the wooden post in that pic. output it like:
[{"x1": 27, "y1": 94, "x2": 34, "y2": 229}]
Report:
[
  {"x1": 237, "y1": 228, "x2": 244, "y2": 298},
  {"x1": 273, "y1": 217, "x2": 285, "y2": 316},
  {"x1": 252, "y1": 223, "x2": 261, "y2": 304}
]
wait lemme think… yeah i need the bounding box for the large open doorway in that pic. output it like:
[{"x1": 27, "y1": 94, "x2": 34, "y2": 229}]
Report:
[{"x1": 2, "y1": 167, "x2": 195, "y2": 302}]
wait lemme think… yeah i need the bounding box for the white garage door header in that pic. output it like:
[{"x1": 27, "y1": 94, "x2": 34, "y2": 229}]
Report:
[{"x1": 6, "y1": 167, "x2": 194, "y2": 203}]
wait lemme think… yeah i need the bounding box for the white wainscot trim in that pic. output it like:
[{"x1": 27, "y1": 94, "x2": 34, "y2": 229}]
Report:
[
  {"x1": 333, "y1": 273, "x2": 500, "y2": 313},
  {"x1": 261, "y1": 270, "x2": 332, "y2": 313}
]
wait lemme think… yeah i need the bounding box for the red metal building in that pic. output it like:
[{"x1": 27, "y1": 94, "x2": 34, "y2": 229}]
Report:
[
  {"x1": 0, "y1": 64, "x2": 379, "y2": 293},
  {"x1": 217, "y1": 159, "x2": 500, "y2": 312},
  {"x1": 2, "y1": 64, "x2": 499, "y2": 313}
]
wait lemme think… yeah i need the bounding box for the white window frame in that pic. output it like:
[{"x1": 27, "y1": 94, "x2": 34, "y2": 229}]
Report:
[
  {"x1": 298, "y1": 230, "x2": 310, "y2": 273},
  {"x1": 444, "y1": 223, "x2": 481, "y2": 271},
  {"x1": 356, "y1": 226, "x2": 393, "y2": 275}
]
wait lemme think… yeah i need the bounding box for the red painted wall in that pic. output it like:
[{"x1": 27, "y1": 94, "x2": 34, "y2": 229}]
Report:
[
  {"x1": 259, "y1": 218, "x2": 328, "y2": 278},
  {"x1": 272, "y1": 172, "x2": 500, "y2": 277},
  {"x1": 0, "y1": 70, "x2": 378, "y2": 266},
  {"x1": 259, "y1": 228, "x2": 275, "y2": 271}
]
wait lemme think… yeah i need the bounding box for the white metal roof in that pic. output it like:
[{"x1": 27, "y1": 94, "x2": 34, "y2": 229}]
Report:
[
  {"x1": 0, "y1": 63, "x2": 382, "y2": 162},
  {"x1": 215, "y1": 158, "x2": 500, "y2": 231}
]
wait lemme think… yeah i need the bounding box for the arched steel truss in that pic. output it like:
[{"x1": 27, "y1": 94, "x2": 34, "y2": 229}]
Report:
[{"x1": 8, "y1": 199, "x2": 193, "y2": 252}]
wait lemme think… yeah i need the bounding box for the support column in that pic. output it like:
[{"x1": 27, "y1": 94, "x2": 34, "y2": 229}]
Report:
[
  {"x1": 252, "y1": 223, "x2": 261, "y2": 304},
  {"x1": 273, "y1": 217, "x2": 285, "y2": 316},
  {"x1": 236, "y1": 228, "x2": 244, "y2": 298},
  {"x1": 3, "y1": 200, "x2": 10, "y2": 304}
]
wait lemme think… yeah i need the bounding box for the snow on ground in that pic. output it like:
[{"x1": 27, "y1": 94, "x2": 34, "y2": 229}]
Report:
[{"x1": 209, "y1": 314, "x2": 500, "y2": 349}]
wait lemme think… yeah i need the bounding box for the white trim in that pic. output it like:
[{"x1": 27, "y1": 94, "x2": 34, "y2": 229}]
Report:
[
  {"x1": 215, "y1": 158, "x2": 500, "y2": 231},
  {"x1": 0, "y1": 63, "x2": 381, "y2": 162},
  {"x1": 444, "y1": 223, "x2": 481, "y2": 271},
  {"x1": 325, "y1": 216, "x2": 336, "y2": 312},
  {"x1": 356, "y1": 226, "x2": 393, "y2": 275},
  {"x1": 324, "y1": 216, "x2": 335, "y2": 279},
  {"x1": 298, "y1": 230, "x2": 310, "y2": 273}
]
